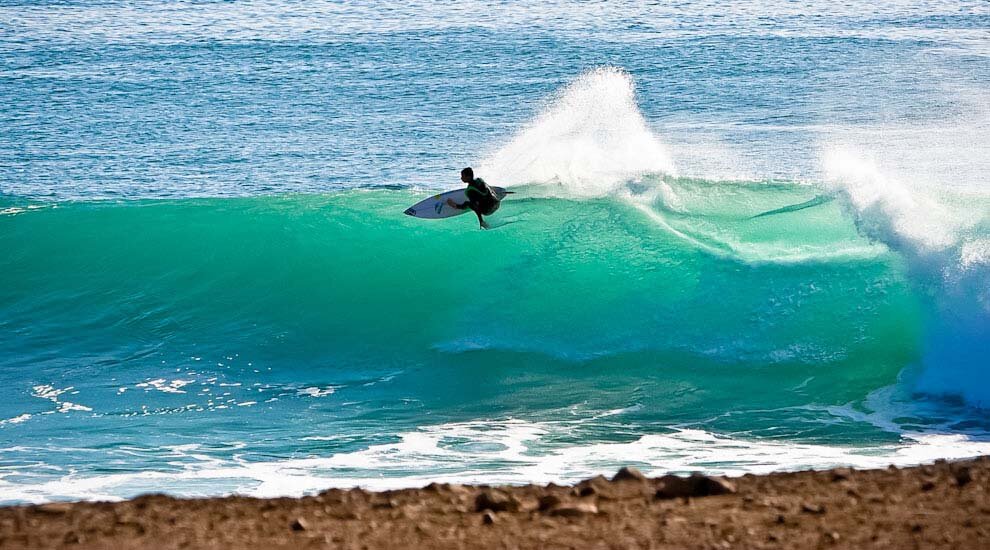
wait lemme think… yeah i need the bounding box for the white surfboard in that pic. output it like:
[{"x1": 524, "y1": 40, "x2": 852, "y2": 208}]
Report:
[{"x1": 404, "y1": 187, "x2": 510, "y2": 219}]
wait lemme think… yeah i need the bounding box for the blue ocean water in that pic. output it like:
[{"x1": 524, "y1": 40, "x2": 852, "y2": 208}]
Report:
[{"x1": 1, "y1": 1, "x2": 989, "y2": 504}]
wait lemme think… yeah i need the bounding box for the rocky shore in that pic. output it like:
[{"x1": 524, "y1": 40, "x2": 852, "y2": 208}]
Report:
[{"x1": 2, "y1": 457, "x2": 989, "y2": 549}]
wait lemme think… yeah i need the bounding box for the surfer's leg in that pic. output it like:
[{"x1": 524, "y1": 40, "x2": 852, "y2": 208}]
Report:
[{"x1": 474, "y1": 210, "x2": 489, "y2": 230}]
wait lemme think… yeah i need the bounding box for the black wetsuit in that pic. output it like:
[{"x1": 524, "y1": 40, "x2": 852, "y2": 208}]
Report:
[{"x1": 465, "y1": 177, "x2": 499, "y2": 215}]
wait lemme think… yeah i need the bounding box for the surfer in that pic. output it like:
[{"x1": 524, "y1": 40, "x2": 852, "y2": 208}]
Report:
[{"x1": 447, "y1": 167, "x2": 499, "y2": 229}]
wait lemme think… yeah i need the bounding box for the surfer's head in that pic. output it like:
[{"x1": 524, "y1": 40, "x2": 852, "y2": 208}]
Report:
[{"x1": 460, "y1": 167, "x2": 474, "y2": 183}]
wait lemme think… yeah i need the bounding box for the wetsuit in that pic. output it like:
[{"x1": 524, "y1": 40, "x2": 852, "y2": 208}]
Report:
[{"x1": 465, "y1": 177, "x2": 499, "y2": 215}]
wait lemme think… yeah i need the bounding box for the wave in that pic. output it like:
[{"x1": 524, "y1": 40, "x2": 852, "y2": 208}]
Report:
[
  {"x1": 823, "y1": 149, "x2": 990, "y2": 407},
  {"x1": 1, "y1": 69, "x2": 985, "y2": 417},
  {"x1": 2, "y1": 66, "x2": 990, "y2": 504},
  {"x1": 2, "y1": 66, "x2": 985, "y2": 413},
  {"x1": 477, "y1": 67, "x2": 990, "y2": 409},
  {"x1": 0, "y1": 186, "x2": 918, "y2": 394}
]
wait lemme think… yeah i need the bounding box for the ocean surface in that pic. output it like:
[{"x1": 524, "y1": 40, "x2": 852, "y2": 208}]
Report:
[{"x1": 2, "y1": 1, "x2": 989, "y2": 504}]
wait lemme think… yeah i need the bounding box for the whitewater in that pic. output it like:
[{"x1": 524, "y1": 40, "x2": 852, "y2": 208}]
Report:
[{"x1": 1, "y1": 1, "x2": 989, "y2": 504}]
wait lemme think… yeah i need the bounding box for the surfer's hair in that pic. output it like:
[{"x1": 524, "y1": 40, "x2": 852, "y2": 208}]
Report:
[{"x1": 461, "y1": 167, "x2": 474, "y2": 180}]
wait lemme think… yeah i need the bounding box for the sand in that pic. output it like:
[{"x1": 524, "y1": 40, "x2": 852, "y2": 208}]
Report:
[{"x1": 2, "y1": 457, "x2": 989, "y2": 549}]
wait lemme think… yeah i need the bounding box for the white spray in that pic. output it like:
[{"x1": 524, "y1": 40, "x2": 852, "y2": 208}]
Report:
[{"x1": 479, "y1": 67, "x2": 676, "y2": 197}]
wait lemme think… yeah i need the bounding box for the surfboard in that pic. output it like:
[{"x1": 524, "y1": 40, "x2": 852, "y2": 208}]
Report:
[{"x1": 403, "y1": 187, "x2": 510, "y2": 219}]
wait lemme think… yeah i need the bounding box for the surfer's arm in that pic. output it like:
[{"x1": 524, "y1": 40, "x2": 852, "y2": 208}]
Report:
[{"x1": 446, "y1": 198, "x2": 468, "y2": 209}]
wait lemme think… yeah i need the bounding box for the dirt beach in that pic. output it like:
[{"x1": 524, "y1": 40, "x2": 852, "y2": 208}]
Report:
[{"x1": 2, "y1": 457, "x2": 988, "y2": 549}]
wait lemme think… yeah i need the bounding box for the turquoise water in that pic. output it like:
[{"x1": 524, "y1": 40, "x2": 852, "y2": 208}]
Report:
[{"x1": 1, "y1": 1, "x2": 989, "y2": 503}]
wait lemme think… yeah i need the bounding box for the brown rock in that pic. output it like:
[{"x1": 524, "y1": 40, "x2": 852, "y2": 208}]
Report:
[
  {"x1": 655, "y1": 474, "x2": 736, "y2": 500},
  {"x1": 316, "y1": 488, "x2": 346, "y2": 504},
  {"x1": 831, "y1": 468, "x2": 852, "y2": 482},
  {"x1": 549, "y1": 501, "x2": 598, "y2": 517},
  {"x1": 698, "y1": 475, "x2": 736, "y2": 496},
  {"x1": 35, "y1": 503, "x2": 73, "y2": 515},
  {"x1": 953, "y1": 466, "x2": 973, "y2": 487},
  {"x1": 423, "y1": 483, "x2": 471, "y2": 497},
  {"x1": 574, "y1": 475, "x2": 609, "y2": 497},
  {"x1": 481, "y1": 511, "x2": 496, "y2": 525},
  {"x1": 800, "y1": 503, "x2": 825, "y2": 515},
  {"x1": 475, "y1": 490, "x2": 519, "y2": 513},
  {"x1": 580, "y1": 471, "x2": 654, "y2": 501},
  {"x1": 654, "y1": 475, "x2": 693, "y2": 499},
  {"x1": 920, "y1": 480, "x2": 936, "y2": 492},
  {"x1": 290, "y1": 517, "x2": 309, "y2": 531},
  {"x1": 372, "y1": 498, "x2": 397, "y2": 509},
  {"x1": 537, "y1": 495, "x2": 562, "y2": 512},
  {"x1": 612, "y1": 466, "x2": 648, "y2": 483},
  {"x1": 578, "y1": 485, "x2": 597, "y2": 497}
]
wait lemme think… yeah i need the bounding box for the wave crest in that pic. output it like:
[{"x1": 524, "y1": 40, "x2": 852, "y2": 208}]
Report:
[{"x1": 480, "y1": 67, "x2": 675, "y2": 197}]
